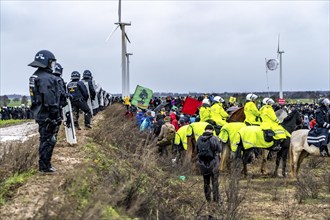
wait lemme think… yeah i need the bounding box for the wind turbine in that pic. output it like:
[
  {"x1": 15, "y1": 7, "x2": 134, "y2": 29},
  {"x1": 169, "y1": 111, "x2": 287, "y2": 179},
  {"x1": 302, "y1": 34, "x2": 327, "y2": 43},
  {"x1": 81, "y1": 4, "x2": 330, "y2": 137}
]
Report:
[
  {"x1": 277, "y1": 34, "x2": 285, "y2": 99},
  {"x1": 106, "y1": 0, "x2": 131, "y2": 98}
]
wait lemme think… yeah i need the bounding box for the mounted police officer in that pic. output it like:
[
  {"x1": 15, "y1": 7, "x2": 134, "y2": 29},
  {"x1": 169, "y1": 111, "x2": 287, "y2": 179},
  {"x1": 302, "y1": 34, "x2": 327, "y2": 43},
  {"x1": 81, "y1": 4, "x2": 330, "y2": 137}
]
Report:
[
  {"x1": 315, "y1": 98, "x2": 330, "y2": 157},
  {"x1": 28, "y1": 50, "x2": 61, "y2": 173},
  {"x1": 244, "y1": 93, "x2": 261, "y2": 126},
  {"x1": 67, "y1": 71, "x2": 92, "y2": 129}
]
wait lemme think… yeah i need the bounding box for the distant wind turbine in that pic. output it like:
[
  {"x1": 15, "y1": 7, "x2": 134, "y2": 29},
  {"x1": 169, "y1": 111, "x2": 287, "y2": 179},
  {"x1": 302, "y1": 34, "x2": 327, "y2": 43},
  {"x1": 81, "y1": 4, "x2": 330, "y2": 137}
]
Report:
[{"x1": 106, "y1": 0, "x2": 131, "y2": 98}]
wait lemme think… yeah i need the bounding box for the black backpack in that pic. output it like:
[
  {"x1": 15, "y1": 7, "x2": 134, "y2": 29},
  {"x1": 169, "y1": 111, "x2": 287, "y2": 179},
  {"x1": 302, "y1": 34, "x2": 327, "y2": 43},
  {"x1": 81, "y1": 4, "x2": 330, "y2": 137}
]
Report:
[{"x1": 197, "y1": 137, "x2": 214, "y2": 162}]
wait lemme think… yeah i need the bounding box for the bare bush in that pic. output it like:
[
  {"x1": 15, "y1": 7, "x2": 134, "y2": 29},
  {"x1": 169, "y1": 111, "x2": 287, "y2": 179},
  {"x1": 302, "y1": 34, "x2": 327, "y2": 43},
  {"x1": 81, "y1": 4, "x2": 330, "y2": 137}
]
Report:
[
  {"x1": 0, "y1": 137, "x2": 38, "y2": 182},
  {"x1": 322, "y1": 172, "x2": 330, "y2": 194},
  {"x1": 295, "y1": 170, "x2": 320, "y2": 203},
  {"x1": 222, "y1": 167, "x2": 245, "y2": 220},
  {"x1": 307, "y1": 157, "x2": 324, "y2": 169}
]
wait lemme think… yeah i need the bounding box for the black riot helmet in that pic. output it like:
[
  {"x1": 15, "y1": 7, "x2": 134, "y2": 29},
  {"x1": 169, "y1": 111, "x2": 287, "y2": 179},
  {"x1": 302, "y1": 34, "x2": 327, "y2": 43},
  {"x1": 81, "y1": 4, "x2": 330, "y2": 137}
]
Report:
[
  {"x1": 53, "y1": 63, "x2": 63, "y2": 76},
  {"x1": 71, "y1": 71, "x2": 80, "y2": 80},
  {"x1": 82, "y1": 70, "x2": 92, "y2": 79},
  {"x1": 28, "y1": 50, "x2": 56, "y2": 69}
]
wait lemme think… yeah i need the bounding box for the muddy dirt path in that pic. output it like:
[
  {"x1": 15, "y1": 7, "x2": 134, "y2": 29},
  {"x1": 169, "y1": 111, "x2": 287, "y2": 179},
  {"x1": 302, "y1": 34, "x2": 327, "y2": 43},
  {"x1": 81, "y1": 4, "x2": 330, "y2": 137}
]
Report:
[
  {"x1": 0, "y1": 114, "x2": 103, "y2": 220},
  {"x1": 0, "y1": 122, "x2": 38, "y2": 143}
]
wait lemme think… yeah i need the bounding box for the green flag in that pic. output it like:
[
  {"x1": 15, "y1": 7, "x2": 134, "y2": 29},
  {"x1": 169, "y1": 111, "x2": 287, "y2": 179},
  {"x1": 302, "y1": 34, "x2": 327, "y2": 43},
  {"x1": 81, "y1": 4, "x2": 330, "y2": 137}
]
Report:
[{"x1": 131, "y1": 85, "x2": 153, "y2": 109}]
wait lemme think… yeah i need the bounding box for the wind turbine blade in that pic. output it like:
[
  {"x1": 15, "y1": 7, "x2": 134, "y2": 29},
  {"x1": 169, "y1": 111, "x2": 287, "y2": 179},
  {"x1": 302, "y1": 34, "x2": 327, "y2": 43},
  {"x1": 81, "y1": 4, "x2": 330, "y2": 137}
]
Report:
[
  {"x1": 118, "y1": 0, "x2": 121, "y2": 22},
  {"x1": 125, "y1": 32, "x2": 131, "y2": 43},
  {"x1": 105, "y1": 25, "x2": 119, "y2": 42}
]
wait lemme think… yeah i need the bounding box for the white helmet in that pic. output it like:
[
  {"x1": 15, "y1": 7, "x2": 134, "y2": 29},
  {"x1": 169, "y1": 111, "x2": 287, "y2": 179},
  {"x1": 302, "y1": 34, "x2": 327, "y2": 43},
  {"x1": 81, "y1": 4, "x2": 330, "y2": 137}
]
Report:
[
  {"x1": 202, "y1": 98, "x2": 210, "y2": 105},
  {"x1": 213, "y1": 96, "x2": 225, "y2": 103},
  {"x1": 246, "y1": 93, "x2": 258, "y2": 101},
  {"x1": 262, "y1": 97, "x2": 275, "y2": 105},
  {"x1": 319, "y1": 98, "x2": 330, "y2": 107}
]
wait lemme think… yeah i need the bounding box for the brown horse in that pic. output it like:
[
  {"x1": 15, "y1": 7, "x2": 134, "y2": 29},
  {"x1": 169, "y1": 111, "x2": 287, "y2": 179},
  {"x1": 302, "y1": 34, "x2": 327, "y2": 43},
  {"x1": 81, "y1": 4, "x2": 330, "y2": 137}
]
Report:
[{"x1": 227, "y1": 107, "x2": 245, "y2": 123}]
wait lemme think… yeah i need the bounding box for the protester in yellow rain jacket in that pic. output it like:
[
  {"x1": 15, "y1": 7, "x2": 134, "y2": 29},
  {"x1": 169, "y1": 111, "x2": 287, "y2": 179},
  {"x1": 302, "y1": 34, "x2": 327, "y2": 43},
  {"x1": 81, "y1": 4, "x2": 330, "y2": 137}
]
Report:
[
  {"x1": 199, "y1": 99, "x2": 211, "y2": 122},
  {"x1": 210, "y1": 96, "x2": 228, "y2": 127},
  {"x1": 244, "y1": 93, "x2": 261, "y2": 126},
  {"x1": 260, "y1": 98, "x2": 290, "y2": 140},
  {"x1": 174, "y1": 124, "x2": 189, "y2": 150},
  {"x1": 124, "y1": 96, "x2": 130, "y2": 110}
]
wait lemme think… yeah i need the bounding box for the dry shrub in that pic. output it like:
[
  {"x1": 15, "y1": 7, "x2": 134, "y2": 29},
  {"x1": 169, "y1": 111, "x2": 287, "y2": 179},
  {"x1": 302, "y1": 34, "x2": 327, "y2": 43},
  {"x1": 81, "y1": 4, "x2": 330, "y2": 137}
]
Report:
[
  {"x1": 0, "y1": 137, "x2": 38, "y2": 182},
  {"x1": 295, "y1": 169, "x2": 320, "y2": 203},
  {"x1": 307, "y1": 157, "x2": 324, "y2": 169},
  {"x1": 222, "y1": 167, "x2": 244, "y2": 220},
  {"x1": 322, "y1": 172, "x2": 330, "y2": 194}
]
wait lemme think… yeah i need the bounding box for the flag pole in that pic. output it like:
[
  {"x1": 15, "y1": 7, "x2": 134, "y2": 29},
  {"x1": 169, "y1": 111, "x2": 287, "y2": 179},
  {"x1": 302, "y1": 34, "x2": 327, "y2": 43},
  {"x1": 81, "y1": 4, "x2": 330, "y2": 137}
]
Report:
[{"x1": 265, "y1": 58, "x2": 270, "y2": 97}]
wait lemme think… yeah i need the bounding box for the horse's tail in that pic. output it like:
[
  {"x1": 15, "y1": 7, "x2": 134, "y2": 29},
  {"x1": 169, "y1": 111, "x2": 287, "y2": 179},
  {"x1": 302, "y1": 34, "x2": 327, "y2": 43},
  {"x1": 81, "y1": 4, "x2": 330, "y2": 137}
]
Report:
[{"x1": 289, "y1": 139, "x2": 294, "y2": 177}]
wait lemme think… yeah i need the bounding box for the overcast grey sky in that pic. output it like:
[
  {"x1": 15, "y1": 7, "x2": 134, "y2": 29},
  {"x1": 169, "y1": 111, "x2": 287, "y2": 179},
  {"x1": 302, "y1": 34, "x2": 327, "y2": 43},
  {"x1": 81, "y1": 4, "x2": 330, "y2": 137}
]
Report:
[{"x1": 1, "y1": 0, "x2": 329, "y2": 96}]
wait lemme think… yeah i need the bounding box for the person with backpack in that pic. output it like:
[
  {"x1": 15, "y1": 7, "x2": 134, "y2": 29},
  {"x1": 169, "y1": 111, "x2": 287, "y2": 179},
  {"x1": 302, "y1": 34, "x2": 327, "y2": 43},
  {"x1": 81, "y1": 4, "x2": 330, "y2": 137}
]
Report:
[
  {"x1": 196, "y1": 124, "x2": 222, "y2": 203},
  {"x1": 157, "y1": 116, "x2": 176, "y2": 157}
]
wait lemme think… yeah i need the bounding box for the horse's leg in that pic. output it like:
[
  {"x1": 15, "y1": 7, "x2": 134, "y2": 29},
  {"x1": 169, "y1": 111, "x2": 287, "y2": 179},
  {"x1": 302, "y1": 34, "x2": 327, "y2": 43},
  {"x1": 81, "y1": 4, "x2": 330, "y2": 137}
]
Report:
[
  {"x1": 242, "y1": 149, "x2": 250, "y2": 176},
  {"x1": 296, "y1": 150, "x2": 309, "y2": 177},
  {"x1": 261, "y1": 149, "x2": 267, "y2": 174},
  {"x1": 220, "y1": 142, "x2": 229, "y2": 171},
  {"x1": 234, "y1": 142, "x2": 243, "y2": 172},
  {"x1": 281, "y1": 138, "x2": 290, "y2": 177},
  {"x1": 290, "y1": 141, "x2": 301, "y2": 178},
  {"x1": 272, "y1": 149, "x2": 282, "y2": 177}
]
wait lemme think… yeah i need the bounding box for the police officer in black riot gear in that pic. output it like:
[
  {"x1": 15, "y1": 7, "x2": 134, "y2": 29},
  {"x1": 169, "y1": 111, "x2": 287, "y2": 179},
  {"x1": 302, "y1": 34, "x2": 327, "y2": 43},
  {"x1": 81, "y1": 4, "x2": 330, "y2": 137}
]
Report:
[
  {"x1": 315, "y1": 98, "x2": 330, "y2": 157},
  {"x1": 28, "y1": 50, "x2": 61, "y2": 173},
  {"x1": 53, "y1": 63, "x2": 68, "y2": 110},
  {"x1": 52, "y1": 63, "x2": 68, "y2": 142},
  {"x1": 82, "y1": 70, "x2": 96, "y2": 101},
  {"x1": 67, "y1": 71, "x2": 92, "y2": 129}
]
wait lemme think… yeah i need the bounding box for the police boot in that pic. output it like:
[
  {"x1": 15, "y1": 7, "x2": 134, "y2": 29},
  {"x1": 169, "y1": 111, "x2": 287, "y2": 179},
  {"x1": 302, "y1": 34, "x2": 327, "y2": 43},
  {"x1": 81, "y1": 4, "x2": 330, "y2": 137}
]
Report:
[{"x1": 320, "y1": 145, "x2": 328, "y2": 157}]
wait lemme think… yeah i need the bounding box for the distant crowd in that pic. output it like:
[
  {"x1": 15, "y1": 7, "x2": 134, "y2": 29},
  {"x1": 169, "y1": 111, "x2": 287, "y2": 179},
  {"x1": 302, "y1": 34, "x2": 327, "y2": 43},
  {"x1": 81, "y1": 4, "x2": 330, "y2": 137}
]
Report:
[{"x1": 0, "y1": 105, "x2": 33, "y2": 120}]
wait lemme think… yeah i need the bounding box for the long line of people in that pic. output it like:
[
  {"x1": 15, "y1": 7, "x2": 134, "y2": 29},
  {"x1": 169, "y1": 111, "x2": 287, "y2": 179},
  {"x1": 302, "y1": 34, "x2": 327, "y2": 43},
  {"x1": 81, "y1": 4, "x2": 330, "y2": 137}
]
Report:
[
  {"x1": 27, "y1": 49, "x2": 113, "y2": 173},
  {"x1": 0, "y1": 105, "x2": 33, "y2": 120}
]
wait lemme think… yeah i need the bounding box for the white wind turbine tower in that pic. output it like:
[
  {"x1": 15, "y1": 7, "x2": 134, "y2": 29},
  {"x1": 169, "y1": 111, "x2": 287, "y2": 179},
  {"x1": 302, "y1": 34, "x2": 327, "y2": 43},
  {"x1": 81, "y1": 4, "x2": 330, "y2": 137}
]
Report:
[
  {"x1": 277, "y1": 34, "x2": 285, "y2": 99},
  {"x1": 106, "y1": 0, "x2": 131, "y2": 98}
]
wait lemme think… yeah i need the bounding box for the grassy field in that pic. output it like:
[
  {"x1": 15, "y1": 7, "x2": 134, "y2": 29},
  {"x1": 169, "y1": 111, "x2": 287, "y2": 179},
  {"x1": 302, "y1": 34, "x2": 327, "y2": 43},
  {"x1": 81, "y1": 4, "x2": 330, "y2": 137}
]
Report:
[
  {"x1": 0, "y1": 119, "x2": 32, "y2": 128},
  {"x1": 5, "y1": 99, "x2": 31, "y2": 107}
]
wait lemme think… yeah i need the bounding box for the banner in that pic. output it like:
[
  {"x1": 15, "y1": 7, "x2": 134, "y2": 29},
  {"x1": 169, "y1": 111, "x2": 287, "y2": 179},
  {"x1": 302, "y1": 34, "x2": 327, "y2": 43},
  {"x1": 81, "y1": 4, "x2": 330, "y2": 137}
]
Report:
[
  {"x1": 229, "y1": 96, "x2": 236, "y2": 104},
  {"x1": 182, "y1": 97, "x2": 202, "y2": 115},
  {"x1": 131, "y1": 85, "x2": 153, "y2": 109},
  {"x1": 266, "y1": 59, "x2": 279, "y2": 71}
]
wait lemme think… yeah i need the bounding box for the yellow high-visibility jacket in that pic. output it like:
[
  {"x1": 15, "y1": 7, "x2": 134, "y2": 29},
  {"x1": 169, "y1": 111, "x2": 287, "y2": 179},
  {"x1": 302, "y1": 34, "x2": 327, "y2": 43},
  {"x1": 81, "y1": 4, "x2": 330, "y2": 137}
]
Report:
[
  {"x1": 260, "y1": 104, "x2": 290, "y2": 139},
  {"x1": 244, "y1": 101, "x2": 261, "y2": 125},
  {"x1": 199, "y1": 105, "x2": 211, "y2": 122},
  {"x1": 210, "y1": 103, "x2": 228, "y2": 126},
  {"x1": 186, "y1": 122, "x2": 210, "y2": 141},
  {"x1": 174, "y1": 125, "x2": 189, "y2": 150}
]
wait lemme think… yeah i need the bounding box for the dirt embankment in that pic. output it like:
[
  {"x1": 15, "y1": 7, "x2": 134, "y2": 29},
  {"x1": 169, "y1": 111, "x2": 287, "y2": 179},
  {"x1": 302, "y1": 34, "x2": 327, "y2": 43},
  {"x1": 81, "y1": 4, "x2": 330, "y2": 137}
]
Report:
[{"x1": 0, "y1": 114, "x2": 103, "y2": 220}]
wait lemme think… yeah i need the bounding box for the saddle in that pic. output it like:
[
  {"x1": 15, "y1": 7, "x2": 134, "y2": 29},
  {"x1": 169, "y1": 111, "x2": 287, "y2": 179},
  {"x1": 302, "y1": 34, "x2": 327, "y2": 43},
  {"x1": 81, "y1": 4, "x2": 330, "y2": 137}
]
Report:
[{"x1": 307, "y1": 128, "x2": 328, "y2": 148}]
